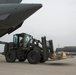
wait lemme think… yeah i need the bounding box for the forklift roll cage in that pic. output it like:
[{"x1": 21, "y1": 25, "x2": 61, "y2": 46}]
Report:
[{"x1": 13, "y1": 33, "x2": 33, "y2": 48}]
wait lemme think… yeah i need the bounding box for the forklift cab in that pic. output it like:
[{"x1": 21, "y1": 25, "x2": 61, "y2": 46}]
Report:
[{"x1": 13, "y1": 33, "x2": 32, "y2": 48}]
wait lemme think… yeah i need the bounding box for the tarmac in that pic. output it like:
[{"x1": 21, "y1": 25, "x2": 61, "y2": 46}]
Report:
[{"x1": 0, "y1": 54, "x2": 76, "y2": 75}]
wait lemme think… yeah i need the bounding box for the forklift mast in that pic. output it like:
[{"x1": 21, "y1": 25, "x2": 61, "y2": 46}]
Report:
[{"x1": 41, "y1": 37, "x2": 54, "y2": 61}]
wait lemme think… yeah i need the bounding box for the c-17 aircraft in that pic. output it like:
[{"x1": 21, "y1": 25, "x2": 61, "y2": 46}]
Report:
[{"x1": 0, "y1": 0, "x2": 42, "y2": 37}]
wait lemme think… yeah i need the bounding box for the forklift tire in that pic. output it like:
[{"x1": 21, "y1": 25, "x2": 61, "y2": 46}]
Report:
[
  {"x1": 5, "y1": 50, "x2": 16, "y2": 62},
  {"x1": 40, "y1": 58, "x2": 46, "y2": 63},
  {"x1": 39, "y1": 53, "x2": 46, "y2": 63},
  {"x1": 27, "y1": 50, "x2": 41, "y2": 64},
  {"x1": 18, "y1": 58, "x2": 26, "y2": 62}
]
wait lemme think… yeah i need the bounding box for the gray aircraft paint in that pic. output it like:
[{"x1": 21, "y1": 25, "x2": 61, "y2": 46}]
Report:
[
  {"x1": 0, "y1": 0, "x2": 22, "y2": 3},
  {"x1": 0, "y1": 0, "x2": 42, "y2": 37}
]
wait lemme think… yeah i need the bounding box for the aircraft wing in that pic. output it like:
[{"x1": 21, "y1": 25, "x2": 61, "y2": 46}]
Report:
[
  {"x1": 0, "y1": 4, "x2": 42, "y2": 37},
  {"x1": 0, "y1": 0, "x2": 22, "y2": 3},
  {"x1": 0, "y1": 22, "x2": 23, "y2": 37}
]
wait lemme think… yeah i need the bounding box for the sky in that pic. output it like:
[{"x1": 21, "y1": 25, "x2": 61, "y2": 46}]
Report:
[{"x1": 0, "y1": 0, "x2": 76, "y2": 52}]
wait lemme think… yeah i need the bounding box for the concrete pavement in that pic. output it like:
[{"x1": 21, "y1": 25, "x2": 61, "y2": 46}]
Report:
[{"x1": 0, "y1": 55, "x2": 76, "y2": 75}]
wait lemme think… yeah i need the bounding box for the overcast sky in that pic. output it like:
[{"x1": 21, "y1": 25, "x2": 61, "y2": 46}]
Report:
[{"x1": 0, "y1": 0, "x2": 76, "y2": 52}]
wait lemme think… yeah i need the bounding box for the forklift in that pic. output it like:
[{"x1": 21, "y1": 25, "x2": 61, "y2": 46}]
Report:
[{"x1": 2, "y1": 33, "x2": 54, "y2": 64}]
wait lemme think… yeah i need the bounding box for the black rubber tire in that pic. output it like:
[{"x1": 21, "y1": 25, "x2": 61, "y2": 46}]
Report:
[
  {"x1": 39, "y1": 52, "x2": 46, "y2": 63},
  {"x1": 5, "y1": 51, "x2": 16, "y2": 62},
  {"x1": 40, "y1": 57, "x2": 46, "y2": 63},
  {"x1": 27, "y1": 50, "x2": 41, "y2": 64},
  {"x1": 18, "y1": 58, "x2": 26, "y2": 62}
]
